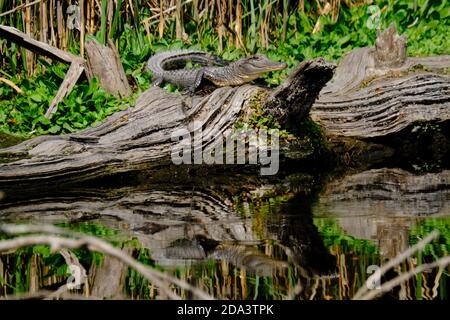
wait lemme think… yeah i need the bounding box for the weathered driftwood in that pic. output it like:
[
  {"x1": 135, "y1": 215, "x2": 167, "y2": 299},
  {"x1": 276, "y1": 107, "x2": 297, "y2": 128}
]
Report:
[
  {"x1": 262, "y1": 58, "x2": 336, "y2": 127},
  {"x1": 311, "y1": 24, "x2": 450, "y2": 138},
  {"x1": 0, "y1": 25, "x2": 82, "y2": 64},
  {"x1": 0, "y1": 58, "x2": 334, "y2": 188},
  {"x1": 44, "y1": 60, "x2": 85, "y2": 118},
  {"x1": 0, "y1": 25, "x2": 86, "y2": 118}
]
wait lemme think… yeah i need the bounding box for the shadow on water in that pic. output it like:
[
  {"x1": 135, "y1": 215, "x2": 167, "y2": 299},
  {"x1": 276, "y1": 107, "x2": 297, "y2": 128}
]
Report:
[{"x1": 0, "y1": 166, "x2": 449, "y2": 299}]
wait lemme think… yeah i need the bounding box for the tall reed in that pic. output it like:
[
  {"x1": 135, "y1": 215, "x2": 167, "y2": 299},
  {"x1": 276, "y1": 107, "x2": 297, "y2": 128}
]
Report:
[{"x1": 0, "y1": 0, "x2": 363, "y2": 76}]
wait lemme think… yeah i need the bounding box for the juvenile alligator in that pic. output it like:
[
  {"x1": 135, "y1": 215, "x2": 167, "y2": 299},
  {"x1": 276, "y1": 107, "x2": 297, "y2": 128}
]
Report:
[{"x1": 145, "y1": 49, "x2": 287, "y2": 93}]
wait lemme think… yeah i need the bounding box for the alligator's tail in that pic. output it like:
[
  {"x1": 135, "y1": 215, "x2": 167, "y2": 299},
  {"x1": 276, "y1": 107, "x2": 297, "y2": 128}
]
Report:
[{"x1": 145, "y1": 49, "x2": 228, "y2": 74}]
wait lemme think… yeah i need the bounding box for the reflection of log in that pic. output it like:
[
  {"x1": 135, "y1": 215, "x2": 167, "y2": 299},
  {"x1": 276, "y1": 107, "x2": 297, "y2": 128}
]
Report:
[
  {"x1": 313, "y1": 168, "x2": 450, "y2": 217},
  {"x1": 311, "y1": 24, "x2": 450, "y2": 138},
  {"x1": 313, "y1": 168, "x2": 450, "y2": 261},
  {"x1": 0, "y1": 58, "x2": 334, "y2": 189},
  {"x1": 0, "y1": 185, "x2": 335, "y2": 277},
  {"x1": 90, "y1": 247, "x2": 132, "y2": 299}
]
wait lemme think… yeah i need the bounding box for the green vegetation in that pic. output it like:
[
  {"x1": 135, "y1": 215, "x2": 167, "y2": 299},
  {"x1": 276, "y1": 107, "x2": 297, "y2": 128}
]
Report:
[
  {"x1": 1, "y1": 0, "x2": 449, "y2": 139},
  {"x1": 0, "y1": 0, "x2": 449, "y2": 299},
  {"x1": 0, "y1": 65, "x2": 137, "y2": 137},
  {"x1": 410, "y1": 217, "x2": 450, "y2": 261},
  {"x1": 315, "y1": 218, "x2": 379, "y2": 255}
]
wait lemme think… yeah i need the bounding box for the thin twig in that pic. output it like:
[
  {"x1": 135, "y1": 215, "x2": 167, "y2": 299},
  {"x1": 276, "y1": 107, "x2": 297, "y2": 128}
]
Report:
[
  {"x1": 0, "y1": 0, "x2": 42, "y2": 17},
  {"x1": 0, "y1": 289, "x2": 102, "y2": 300},
  {"x1": 0, "y1": 77, "x2": 23, "y2": 94}
]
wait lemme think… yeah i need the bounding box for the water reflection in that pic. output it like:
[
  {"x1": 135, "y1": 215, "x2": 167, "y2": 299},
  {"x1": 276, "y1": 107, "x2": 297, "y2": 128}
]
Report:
[
  {"x1": 312, "y1": 168, "x2": 450, "y2": 299},
  {"x1": 0, "y1": 168, "x2": 449, "y2": 299},
  {"x1": 313, "y1": 168, "x2": 450, "y2": 259}
]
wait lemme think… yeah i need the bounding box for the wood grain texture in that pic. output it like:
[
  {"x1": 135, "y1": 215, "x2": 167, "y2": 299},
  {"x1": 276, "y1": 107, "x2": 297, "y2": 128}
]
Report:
[
  {"x1": 311, "y1": 24, "x2": 450, "y2": 138},
  {"x1": 0, "y1": 25, "x2": 82, "y2": 64},
  {"x1": 85, "y1": 39, "x2": 132, "y2": 98},
  {"x1": 0, "y1": 58, "x2": 333, "y2": 187},
  {"x1": 0, "y1": 184, "x2": 336, "y2": 276}
]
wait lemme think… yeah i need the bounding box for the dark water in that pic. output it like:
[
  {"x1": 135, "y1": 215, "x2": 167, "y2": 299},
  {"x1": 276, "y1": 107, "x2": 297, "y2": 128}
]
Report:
[{"x1": 0, "y1": 168, "x2": 449, "y2": 300}]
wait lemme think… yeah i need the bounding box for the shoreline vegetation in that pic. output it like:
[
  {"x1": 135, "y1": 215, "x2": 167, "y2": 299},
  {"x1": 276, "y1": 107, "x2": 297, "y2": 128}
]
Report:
[{"x1": 1, "y1": 0, "x2": 449, "y2": 138}]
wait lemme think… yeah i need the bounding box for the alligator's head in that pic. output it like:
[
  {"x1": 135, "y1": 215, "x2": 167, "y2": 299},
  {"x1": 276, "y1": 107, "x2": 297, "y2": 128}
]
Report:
[{"x1": 237, "y1": 54, "x2": 287, "y2": 80}]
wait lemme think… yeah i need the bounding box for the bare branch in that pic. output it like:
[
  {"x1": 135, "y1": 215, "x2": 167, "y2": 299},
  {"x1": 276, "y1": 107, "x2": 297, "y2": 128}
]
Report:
[
  {"x1": 0, "y1": 289, "x2": 100, "y2": 300},
  {"x1": 0, "y1": 224, "x2": 214, "y2": 300}
]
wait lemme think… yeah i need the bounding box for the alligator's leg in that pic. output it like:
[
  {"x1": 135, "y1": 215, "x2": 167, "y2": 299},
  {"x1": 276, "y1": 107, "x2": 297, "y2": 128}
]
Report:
[
  {"x1": 187, "y1": 69, "x2": 205, "y2": 95},
  {"x1": 152, "y1": 76, "x2": 164, "y2": 87}
]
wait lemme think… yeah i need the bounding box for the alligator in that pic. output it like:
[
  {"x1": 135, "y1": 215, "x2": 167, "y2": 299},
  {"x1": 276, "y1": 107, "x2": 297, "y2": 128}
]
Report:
[{"x1": 145, "y1": 49, "x2": 287, "y2": 93}]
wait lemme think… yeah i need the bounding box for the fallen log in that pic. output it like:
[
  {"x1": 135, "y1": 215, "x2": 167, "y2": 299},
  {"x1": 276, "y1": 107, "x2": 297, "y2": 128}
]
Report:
[
  {"x1": 0, "y1": 58, "x2": 334, "y2": 189},
  {"x1": 311, "y1": 23, "x2": 450, "y2": 138}
]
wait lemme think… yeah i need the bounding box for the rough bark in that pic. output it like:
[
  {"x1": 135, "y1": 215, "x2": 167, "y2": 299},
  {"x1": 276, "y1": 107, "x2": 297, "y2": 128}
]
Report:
[
  {"x1": 262, "y1": 58, "x2": 336, "y2": 127},
  {"x1": 85, "y1": 39, "x2": 132, "y2": 99},
  {"x1": 311, "y1": 23, "x2": 450, "y2": 138},
  {"x1": 0, "y1": 58, "x2": 333, "y2": 188}
]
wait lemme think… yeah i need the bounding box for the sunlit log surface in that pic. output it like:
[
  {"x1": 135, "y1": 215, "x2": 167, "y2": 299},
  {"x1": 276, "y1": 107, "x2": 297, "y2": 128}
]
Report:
[{"x1": 311, "y1": 24, "x2": 450, "y2": 138}]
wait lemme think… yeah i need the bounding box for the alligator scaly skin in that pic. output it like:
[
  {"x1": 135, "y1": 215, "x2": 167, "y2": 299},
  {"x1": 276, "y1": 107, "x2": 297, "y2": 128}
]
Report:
[
  {"x1": 146, "y1": 49, "x2": 287, "y2": 93},
  {"x1": 145, "y1": 49, "x2": 228, "y2": 90}
]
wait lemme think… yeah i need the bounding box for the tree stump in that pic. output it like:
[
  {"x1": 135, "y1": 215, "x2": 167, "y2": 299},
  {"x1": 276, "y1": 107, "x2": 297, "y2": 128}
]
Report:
[{"x1": 85, "y1": 39, "x2": 132, "y2": 99}]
